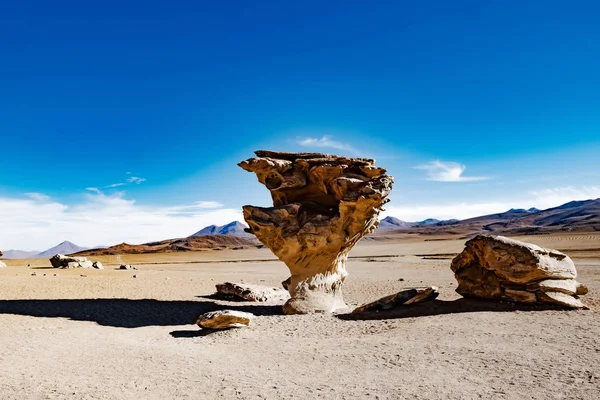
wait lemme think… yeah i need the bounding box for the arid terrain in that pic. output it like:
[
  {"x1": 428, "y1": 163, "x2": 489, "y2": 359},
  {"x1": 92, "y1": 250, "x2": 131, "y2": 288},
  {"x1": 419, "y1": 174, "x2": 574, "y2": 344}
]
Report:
[{"x1": 1, "y1": 233, "x2": 599, "y2": 399}]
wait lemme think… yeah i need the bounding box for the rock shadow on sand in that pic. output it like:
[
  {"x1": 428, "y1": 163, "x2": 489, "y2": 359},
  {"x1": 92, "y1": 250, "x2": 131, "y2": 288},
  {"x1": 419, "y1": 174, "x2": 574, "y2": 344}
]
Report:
[
  {"x1": 337, "y1": 298, "x2": 572, "y2": 321},
  {"x1": 0, "y1": 298, "x2": 283, "y2": 328}
]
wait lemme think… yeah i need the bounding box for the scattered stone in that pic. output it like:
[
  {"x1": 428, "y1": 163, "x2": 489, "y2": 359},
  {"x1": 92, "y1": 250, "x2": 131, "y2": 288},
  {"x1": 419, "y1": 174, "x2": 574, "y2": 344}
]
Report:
[
  {"x1": 92, "y1": 261, "x2": 104, "y2": 269},
  {"x1": 119, "y1": 264, "x2": 132, "y2": 270},
  {"x1": 353, "y1": 287, "x2": 439, "y2": 313},
  {"x1": 132, "y1": 275, "x2": 137, "y2": 278},
  {"x1": 196, "y1": 310, "x2": 254, "y2": 329},
  {"x1": 80, "y1": 274, "x2": 87, "y2": 277},
  {"x1": 451, "y1": 235, "x2": 588, "y2": 309},
  {"x1": 0, "y1": 260, "x2": 6, "y2": 268},
  {"x1": 49, "y1": 254, "x2": 93, "y2": 269},
  {"x1": 239, "y1": 151, "x2": 393, "y2": 314},
  {"x1": 31, "y1": 273, "x2": 37, "y2": 276},
  {"x1": 215, "y1": 282, "x2": 290, "y2": 302}
]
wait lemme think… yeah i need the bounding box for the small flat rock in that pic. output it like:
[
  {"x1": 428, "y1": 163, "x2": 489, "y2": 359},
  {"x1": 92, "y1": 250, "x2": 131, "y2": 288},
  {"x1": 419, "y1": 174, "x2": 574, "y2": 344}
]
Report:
[
  {"x1": 353, "y1": 286, "x2": 439, "y2": 313},
  {"x1": 537, "y1": 291, "x2": 588, "y2": 309},
  {"x1": 196, "y1": 310, "x2": 254, "y2": 329},
  {"x1": 216, "y1": 282, "x2": 290, "y2": 302}
]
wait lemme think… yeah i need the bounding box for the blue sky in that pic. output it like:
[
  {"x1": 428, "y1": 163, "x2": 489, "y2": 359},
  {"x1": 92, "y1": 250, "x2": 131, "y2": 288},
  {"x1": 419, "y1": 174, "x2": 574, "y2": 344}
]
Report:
[{"x1": 1, "y1": 1, "x2": 599, "y2": 250}]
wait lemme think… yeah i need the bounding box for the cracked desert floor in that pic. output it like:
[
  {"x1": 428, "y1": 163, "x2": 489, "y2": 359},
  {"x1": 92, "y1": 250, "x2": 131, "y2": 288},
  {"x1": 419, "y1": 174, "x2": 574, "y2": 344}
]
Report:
[{"x1": 1, "y1": 233, "x2": 599, "y2": 399}]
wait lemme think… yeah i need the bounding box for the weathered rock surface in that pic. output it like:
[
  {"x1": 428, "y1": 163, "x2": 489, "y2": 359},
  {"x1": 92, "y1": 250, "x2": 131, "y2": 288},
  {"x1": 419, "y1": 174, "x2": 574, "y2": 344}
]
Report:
[
  {"x1": 92, "y1": 261, "x2": 104, "y2": 269},
  {"x1": 0, "y1": 260, "x2": 6, "y2": 268},
  {"x1": 451, "y1": 235, "x2": 588, "y2": 309},
  {"x1": 119, "y1": 264, "x2": 132, "y2": 270},
  {"x1": 196, "y1": 310, "x2": 254, "y2": 329},
  {"x1": 49, "y1": 254, "x2": 93, "y2": 269},
  {"x1": 353, "y1": 287, "x2": 439, "y2": 313},
  {"x1": 239, "y1": 151, "x2": 393, "y2": 314},
  {"x1": 215, "y1": 282, "x2": 290, "y2": 302}
]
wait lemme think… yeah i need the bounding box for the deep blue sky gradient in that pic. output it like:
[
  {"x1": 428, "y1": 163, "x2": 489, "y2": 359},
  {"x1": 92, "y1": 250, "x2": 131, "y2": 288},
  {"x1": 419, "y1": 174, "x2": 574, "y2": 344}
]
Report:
[{"x1": 1, "y1": 1, "x2": 599, "y2": 209}]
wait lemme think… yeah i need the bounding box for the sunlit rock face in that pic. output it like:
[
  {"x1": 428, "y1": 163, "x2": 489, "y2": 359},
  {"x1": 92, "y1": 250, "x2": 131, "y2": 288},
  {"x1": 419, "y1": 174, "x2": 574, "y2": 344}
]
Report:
[
  {"x1": 451, "y1": 235, "x2": 588, "y2": 309},
  {"x1": 239, "y1": 150, "x2": 393, "y2": 314}
]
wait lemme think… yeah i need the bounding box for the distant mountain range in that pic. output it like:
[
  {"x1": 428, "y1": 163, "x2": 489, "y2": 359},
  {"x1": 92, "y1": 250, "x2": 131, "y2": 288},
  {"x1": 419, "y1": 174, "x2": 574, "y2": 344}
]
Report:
[
  {"x1": 378, "y1": 216, "x2": 459, "y2": 230},
  {"x1": 3, "y1": 201, "x2": 599, "y2": 259},
  {"x1": 2, "y1": 241, "x2": 88, "y2": 259},
  {"x1": 377, "y1": 199, "x2": 600, "y2": 236},
  {"x1": 190, "y1": 221, "x2": 250, "y2": 237}
]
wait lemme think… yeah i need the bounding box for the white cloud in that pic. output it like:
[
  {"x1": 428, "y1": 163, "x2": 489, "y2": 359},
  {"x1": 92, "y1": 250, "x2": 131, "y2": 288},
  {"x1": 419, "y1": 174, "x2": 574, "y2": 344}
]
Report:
[
  {"x1": 382, "y1": 186, "x2": 600, "y2": 222},
  {"x1": 126, "y1": 176, "x2": 146, "y2": 184},
  {"x1": 297, "y1": 135, "x2": 355, "y2": 152},
  {"x1": 0, "y1": 191, "x2": 243, "y2": 251},
  {"x1": 414, "y1": 160, "x2": 488, "y2": 182},
  {"x1": 25, "y1": 192, "x2": 51, "y2": 202},
  {"x1": 107, "y1": 183, "x2": 125, "y2": 188}
]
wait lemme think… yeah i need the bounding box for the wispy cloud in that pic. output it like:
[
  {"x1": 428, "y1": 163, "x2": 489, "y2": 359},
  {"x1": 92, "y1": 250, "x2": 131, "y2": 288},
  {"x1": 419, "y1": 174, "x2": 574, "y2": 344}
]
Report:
[
  {"x1": 0, "y1": 190, "x2": 242, "y2": 250},
  {"x1": 126, "y1": 176, "x2": 146, "y2": 184},
  {"x1": 414, "y1": 160, "x2": 488, "y2": 182},
  {"x1": 104, "y1": 173, "x2": 147, "y2": 189},
  {"x1": 297, "y1": 135, "x2": 355, "y2": 152},
  {"x1": 25, "y1": 192, "x2": 51, "y2": 201}
]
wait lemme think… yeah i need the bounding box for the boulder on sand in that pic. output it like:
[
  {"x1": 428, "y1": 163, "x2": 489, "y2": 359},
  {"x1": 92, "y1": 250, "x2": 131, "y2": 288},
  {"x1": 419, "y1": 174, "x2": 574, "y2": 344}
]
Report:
[
  {"x1": 239, "y1": 150, "x2": 393, "y2": 314},
  {"x1": 451, "y1": 235, "x2": 588, "y2": 309},
  {"x1": 49, "y1": 254, "x2": 93, "y2": 269},
  {"x1": 353, "y1": 286, "x2": 439, "y2": 313},
  {"x1": 215, "y1": 282, "x2": 290, "y2": 302},
  {"x1": 196, "y1": 310, "x2": 254, "y2": 329},
  {"x1": 92, "y1": 261, "x2": 103, "y2": 269}
]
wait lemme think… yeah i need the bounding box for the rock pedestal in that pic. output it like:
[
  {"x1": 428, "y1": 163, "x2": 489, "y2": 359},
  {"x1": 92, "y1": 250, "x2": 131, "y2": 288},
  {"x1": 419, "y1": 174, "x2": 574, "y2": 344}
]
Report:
[
  {"x1": 239, "y1": 151, "x2": 393, "y2": 314},
  {"x1": 451, "y1": 235, "x2": 588, "y2": 309}
]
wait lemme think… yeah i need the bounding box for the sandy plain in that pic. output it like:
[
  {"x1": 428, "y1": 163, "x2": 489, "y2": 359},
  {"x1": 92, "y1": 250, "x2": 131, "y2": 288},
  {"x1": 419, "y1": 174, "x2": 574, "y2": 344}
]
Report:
[{"x1": 1, "y1": 233, "x2": 599, "y2": 399}]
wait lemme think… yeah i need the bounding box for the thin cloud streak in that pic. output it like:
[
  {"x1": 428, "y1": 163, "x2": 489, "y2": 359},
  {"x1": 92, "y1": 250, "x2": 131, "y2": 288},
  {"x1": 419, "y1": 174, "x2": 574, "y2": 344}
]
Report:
[
  {"x1": 297, "y1": 135, "x2": 356, "y2": 153},
  {"x1": 414, "y1": 160, "x2": 488, "y2": 182}
]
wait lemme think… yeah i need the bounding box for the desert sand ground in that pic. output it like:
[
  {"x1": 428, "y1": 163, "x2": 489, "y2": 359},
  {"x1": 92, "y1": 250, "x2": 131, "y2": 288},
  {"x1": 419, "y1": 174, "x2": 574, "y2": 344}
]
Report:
[{"x1": 1, "y1": 233, "x2": 599, "y2": 399}]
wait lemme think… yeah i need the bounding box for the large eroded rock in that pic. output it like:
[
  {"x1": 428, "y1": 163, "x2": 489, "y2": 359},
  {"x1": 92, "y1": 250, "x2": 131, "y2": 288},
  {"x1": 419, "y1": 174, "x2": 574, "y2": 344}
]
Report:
[
  {"x1": 0, "y1": 260, "x2": 6, "y2": 268},
  {"x1": 451, "y1": 235, "x2": 588, "y2": 309},
  {"x1": 215, "y1": 282, "x2": 290, "y2": 302},
  {"x1": 49, "y1": 254, "x2": 93, "y2": 269},
  {"x1": 239, "y1": 150, "x2": 393, "y2": 314},
  {"x1": 196, "y1": 310, "x2": 254, "y2": 329}
]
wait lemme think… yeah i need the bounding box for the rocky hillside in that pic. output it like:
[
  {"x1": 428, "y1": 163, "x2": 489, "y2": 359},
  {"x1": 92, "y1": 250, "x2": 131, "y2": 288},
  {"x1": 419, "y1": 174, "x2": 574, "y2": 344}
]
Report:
[{"x1": 73, "y1": 235, "x2": 259, "y2": 256}]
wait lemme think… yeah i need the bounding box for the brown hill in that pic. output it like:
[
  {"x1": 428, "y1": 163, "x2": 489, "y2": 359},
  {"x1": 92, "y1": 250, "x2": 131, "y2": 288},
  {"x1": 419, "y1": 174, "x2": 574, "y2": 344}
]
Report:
[{"x1": 72, "y1": 235, "x2": 260, "y2": 256}]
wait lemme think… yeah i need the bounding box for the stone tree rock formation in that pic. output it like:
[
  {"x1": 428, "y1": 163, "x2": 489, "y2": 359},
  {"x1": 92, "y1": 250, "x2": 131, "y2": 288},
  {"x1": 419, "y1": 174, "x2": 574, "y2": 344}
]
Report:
[
  {"x1": 451, "y1": 235, "x2": 588, "y2": 309},
  {"x1": 239, "y1": 150, "x2": 393, "y2": 314}
]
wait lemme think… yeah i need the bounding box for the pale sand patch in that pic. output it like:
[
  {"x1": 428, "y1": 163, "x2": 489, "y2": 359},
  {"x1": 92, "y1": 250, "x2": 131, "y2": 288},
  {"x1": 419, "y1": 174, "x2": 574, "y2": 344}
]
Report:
[{"x1": 0, "y1": 234, "x2": 599, "y2": 399}]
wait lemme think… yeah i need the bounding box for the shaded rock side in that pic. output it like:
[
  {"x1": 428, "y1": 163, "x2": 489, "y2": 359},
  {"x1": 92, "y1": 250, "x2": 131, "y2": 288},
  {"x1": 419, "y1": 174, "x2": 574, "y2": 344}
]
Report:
[
  {"x1": 196, "y1": 310, "x2": 254, "y2": 329},
  {"x1": 215, "y1": 282, "x2": 290, "y2": 302},
  {"x1": 239, "y1": 150, "x2": 393, "y2": 314},
  {"x1": 353, "y1": 287, "x2": 439, "y2": 313},
  {"x1": 451, "y1": 235, "x2": 587, "y2": 309},
  {"x1": 49, "y1": 254, "x2": 93, "y2": 269}
]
